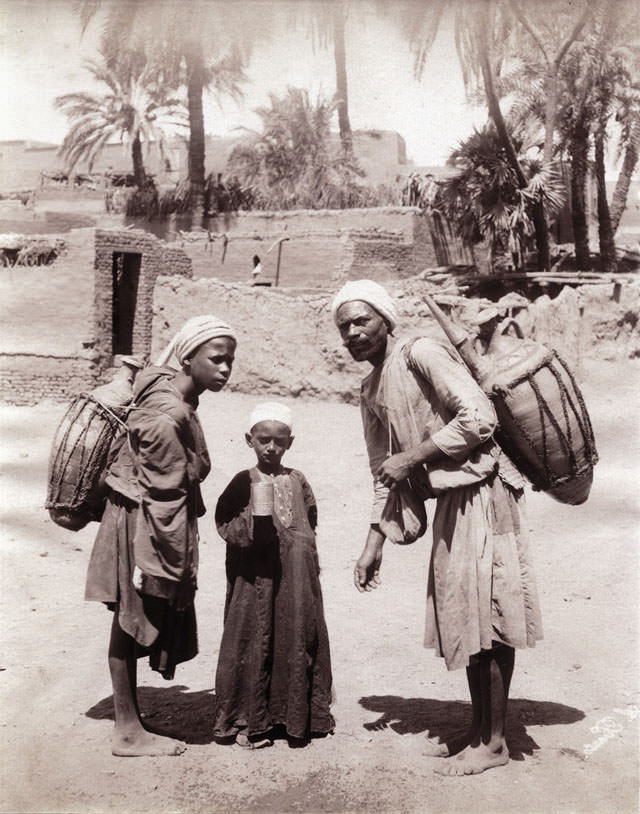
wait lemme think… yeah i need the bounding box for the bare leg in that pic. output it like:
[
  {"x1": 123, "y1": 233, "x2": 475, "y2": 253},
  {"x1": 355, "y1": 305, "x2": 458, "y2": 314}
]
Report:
[
  {"x1": 435, "y1": 645, "x2": 513, "y2": 776},
  {"x1": 108, "y1": 613, "x2": 185, "y2": 757},
  {"x1": 424, "y1": 652, "x2": 485, "y2": 757}
]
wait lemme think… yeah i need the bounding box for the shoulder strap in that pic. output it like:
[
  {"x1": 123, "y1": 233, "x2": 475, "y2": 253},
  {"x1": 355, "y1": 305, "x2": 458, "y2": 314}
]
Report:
[{"x1": 129, "y1": 370, "x2": 168, "y2": 411}]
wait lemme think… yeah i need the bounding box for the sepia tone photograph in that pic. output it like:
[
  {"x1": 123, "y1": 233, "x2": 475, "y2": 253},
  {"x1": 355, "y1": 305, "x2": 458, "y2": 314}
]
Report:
[{"x1": 1, "y1": 0, "x2": 639, "y2": 811}]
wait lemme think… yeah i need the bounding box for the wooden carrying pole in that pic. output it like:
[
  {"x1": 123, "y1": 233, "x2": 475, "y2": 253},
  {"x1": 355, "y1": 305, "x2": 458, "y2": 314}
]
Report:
[{"x1": 423, "y1": 293, "x2": 487, "y2": 386}]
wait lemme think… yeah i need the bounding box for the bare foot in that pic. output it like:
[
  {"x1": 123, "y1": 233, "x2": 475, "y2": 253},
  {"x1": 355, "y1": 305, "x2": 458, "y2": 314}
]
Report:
[
  {"x1": 434, "y1": 742, "x2": 509, "y2": 776},
  {"x1": 423, "y1": 730, "x2": 474, "y2": 758},
  {"x1": 423, "y1": 735, "x2": 450, "y2": 757},
  {"x1": 235, "y1": 732, "x2": 273, "y2": 750},
  {"x1": 112, "y1": 730, "x2": 186, "y2": 757}
]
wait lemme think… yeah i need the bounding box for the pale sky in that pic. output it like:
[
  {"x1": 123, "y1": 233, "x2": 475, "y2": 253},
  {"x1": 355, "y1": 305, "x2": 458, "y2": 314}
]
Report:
[{"x1": 0, "y1": 0, "x2": 486, "y2": 166}]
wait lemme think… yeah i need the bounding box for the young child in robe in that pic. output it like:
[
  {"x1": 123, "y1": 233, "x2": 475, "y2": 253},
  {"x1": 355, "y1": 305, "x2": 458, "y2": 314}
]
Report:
[{"x1": 213, "y1": 402, "x2": 334, "y2": 748}]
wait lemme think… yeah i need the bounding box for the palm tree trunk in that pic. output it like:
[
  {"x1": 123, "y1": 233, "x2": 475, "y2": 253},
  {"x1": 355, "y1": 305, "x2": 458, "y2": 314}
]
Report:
[
  {"x1": 477, "y1": 30, "x2": 550, "y2": 270},
  {"x1": 543, "y1": 66, "x2": 559, "y2": 166},
  {"x1": 610, "y1": 115, "x2": 640, "y2": 234},
  {"x1": 131, "y1": 132, "x2": 146, "y2": 188},
  {"x1": 186, "y1": 39, "x2": 206, "y2": 215},
  {"x1": 569, "y1": 122, "x2": 591, "y2": 269},
  {"x1": 333, "y1": 2, "x2": 352, "y2": 154},
  {"x1": 595, "y1": 129, "x2": 618, "y2": 273}
]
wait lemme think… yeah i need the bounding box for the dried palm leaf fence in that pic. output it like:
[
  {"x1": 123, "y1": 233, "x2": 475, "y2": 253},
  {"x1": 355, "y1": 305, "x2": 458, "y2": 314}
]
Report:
[
  {"x1": 423, "y1": 208, "x2": 638, "y2": 292},
  {"x1": 424, "y1": 209, "x2": 475, "y2": 268}
]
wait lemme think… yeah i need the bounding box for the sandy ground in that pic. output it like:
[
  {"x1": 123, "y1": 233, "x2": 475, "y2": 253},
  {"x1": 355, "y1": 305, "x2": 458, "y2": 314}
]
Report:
[{"x1": 1, "y1": 357, "x2": 639, "y2": 814}]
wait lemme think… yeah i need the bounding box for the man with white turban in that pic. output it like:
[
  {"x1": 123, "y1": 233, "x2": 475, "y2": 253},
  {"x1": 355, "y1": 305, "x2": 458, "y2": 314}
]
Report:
[
  {"x1": 332, "y1": 280, "x2": 541, "y2": 776},
  {"x1": 86, "y1": 315, "x2": 236, "y2": 757}
]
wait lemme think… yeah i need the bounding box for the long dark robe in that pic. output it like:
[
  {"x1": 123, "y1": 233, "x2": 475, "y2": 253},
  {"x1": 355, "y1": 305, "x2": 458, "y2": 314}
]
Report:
[{"x1": 213, "y1": 468, "x2": 334, "y2": 741}]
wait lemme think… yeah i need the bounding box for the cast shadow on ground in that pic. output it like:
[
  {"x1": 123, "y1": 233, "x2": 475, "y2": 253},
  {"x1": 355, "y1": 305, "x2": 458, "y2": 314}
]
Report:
[
  {"x1": 359, "y1": 695, "x2": 585, "y2": 761},
  {"x1": 86, "y1": 686, "x2": 217, "y2": 744}
]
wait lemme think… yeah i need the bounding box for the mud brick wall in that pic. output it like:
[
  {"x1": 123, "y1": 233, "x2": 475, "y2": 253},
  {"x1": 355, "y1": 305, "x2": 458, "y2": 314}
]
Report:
[
  {"x1": 152, "y1": 276, "x2": 447, "y2": 404},
  {"x1": 93, "y1": 229, "x2": 192, "y2": 369},
  {"x1": 163, "y1": 246, "x2": 193, "y2": 278},
  {"x1": 152, "y1": 275, "x2": 586, "y2": 404},
  {"x1": 179, "y1": 207, "x2": 438, "y2": 286},
  {"x1": 0, "y1": 354, "x2": 96, "y2": 405}
]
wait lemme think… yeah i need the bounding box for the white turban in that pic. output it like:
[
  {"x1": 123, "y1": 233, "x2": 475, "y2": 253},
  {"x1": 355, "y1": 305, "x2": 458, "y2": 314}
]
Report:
[
  {"x1": 248, "y1": 402, "x2": 293, "y2": 433},
  {"x1": 331, "y1": 279, "x2": 399, "y2": 332},
  {"x1": 155, "y1": 315, "x2": 236, "y2": 367}
]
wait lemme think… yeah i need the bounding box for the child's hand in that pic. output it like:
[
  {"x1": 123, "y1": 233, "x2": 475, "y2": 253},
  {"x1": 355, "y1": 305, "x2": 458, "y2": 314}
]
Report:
[{"x1": 132, "y1": 565, "x2": 144, "y2": 591}]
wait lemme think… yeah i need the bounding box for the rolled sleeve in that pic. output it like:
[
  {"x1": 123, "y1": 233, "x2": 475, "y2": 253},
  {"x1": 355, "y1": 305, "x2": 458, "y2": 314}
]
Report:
[{"x1": 410, "y1": 339, "x2": 496, "y2": 460}]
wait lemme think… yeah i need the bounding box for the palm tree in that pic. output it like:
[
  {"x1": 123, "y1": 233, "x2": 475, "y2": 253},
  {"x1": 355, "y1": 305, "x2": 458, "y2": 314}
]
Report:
[
  {"x1": 54, "y1": 47, "x2": 186, "y2": 187},
  {"x1": 590, "y1": 13, "x2": 626, "y2": 272},
  {"x1": 227, "y1": 86, "x2": 366, "y2": 209},
  {"x1": 435, "y1": 123, "x2": 565, "y2": 271},
  {"x1": 507, "y1": 0, "x2": 639, "y2": 268},
  {"x1": 507, "y1": 1, "x2": 592, "y2": 165},
  {"x1": 607, "y1": 12, "x2": 640, "y2": 235},
  {"x1": 395, "y1": 0, "x2": 553, "y2": 270},
  {"x1": 293, "y1": 0, "x2": 355, "y2": 154},
  {"x1": 78, "y1": 0, "x2": 259, "y2": 213},
  {"x1": 610, "y1": 103, "x2": 640, "y2": 234}
]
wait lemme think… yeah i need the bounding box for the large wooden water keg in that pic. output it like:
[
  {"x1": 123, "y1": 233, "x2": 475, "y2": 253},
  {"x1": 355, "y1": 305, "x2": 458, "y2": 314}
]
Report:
[{"x1": 424, "y1": 295, "x2": 598, "y2": 505}]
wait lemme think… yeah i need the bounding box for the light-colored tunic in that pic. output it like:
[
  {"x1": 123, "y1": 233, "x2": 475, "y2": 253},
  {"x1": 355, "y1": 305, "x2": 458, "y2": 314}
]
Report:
[{"x1": 360, "y1": 336, "x2": 542, "y2": 670}]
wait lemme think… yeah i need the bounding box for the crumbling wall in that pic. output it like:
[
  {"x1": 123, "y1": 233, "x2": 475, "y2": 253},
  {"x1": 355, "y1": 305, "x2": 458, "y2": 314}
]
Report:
[
  {"x1": 0, "y1": 354, "x2": 96, "y2": 405},
  {"x1": 577, "y1": 282, "x2": 640, "y2": 361},
  {"x1": 152, "y1": 274, "x2": 596, "y2": 404}
]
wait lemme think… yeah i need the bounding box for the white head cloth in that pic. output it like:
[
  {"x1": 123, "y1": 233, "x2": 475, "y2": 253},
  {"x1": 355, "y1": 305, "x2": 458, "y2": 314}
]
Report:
[
  {"x1": 155, "y1": 315, "x2": 236, "y2": 367},
  {"x1": 331, "y1": 279, "x2": 399, "y2": 332},
  {"x1": 248, "y1": 402, "x2": 293, "y2": 433}
]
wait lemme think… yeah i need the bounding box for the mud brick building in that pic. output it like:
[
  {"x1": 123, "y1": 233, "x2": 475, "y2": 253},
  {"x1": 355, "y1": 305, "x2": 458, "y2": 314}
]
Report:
[
  {"x1": 0, "y1": 228, "x2": 192, "y2": 404},
  {"x1": 92, "y1": 229, "x2": 192, "y2": 370}
]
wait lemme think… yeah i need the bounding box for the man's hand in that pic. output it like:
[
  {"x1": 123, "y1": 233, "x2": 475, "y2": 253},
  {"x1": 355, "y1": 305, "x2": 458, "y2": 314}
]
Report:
[
  {"x1": 354, "y1": 545, "x2": 383, "y2": 592},
  {"x1": 377, "y1": 451, "x2": 413, "y2": 488},
  {"x1": 354, "y1": 525, "x2": 386, "y2": 592}
]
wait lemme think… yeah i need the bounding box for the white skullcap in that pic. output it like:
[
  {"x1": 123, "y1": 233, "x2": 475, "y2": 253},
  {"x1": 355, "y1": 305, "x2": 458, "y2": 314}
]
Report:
[
  {"x1": 155, "y1": 315, "x2": 236, "y2": 367},
  {"x1": 331, "y1": 279, "x2": 399, "y2": 332},
  {"x1": 248, "y1": 402, "x2": 293, "y2": 432}
]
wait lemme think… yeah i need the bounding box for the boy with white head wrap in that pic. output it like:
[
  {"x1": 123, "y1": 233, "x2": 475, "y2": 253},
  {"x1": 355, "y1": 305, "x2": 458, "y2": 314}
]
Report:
[
  {"x1": 248, "y1": 402, "x2": 293, "y2": 433},
  {"x1": 85, "y1": 314, "x2": 236, "y2": 757}
]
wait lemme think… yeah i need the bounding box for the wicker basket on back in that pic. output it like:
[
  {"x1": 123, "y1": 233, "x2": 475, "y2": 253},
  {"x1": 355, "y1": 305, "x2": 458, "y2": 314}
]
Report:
[{"x1": 45, "y1": 360, "x2": 142, "y2": 531}]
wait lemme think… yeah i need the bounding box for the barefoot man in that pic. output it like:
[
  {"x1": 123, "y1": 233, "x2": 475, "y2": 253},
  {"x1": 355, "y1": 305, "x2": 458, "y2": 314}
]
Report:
[{"x1": 331, "y1": 280, "x2": 542, "y2": 776}]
